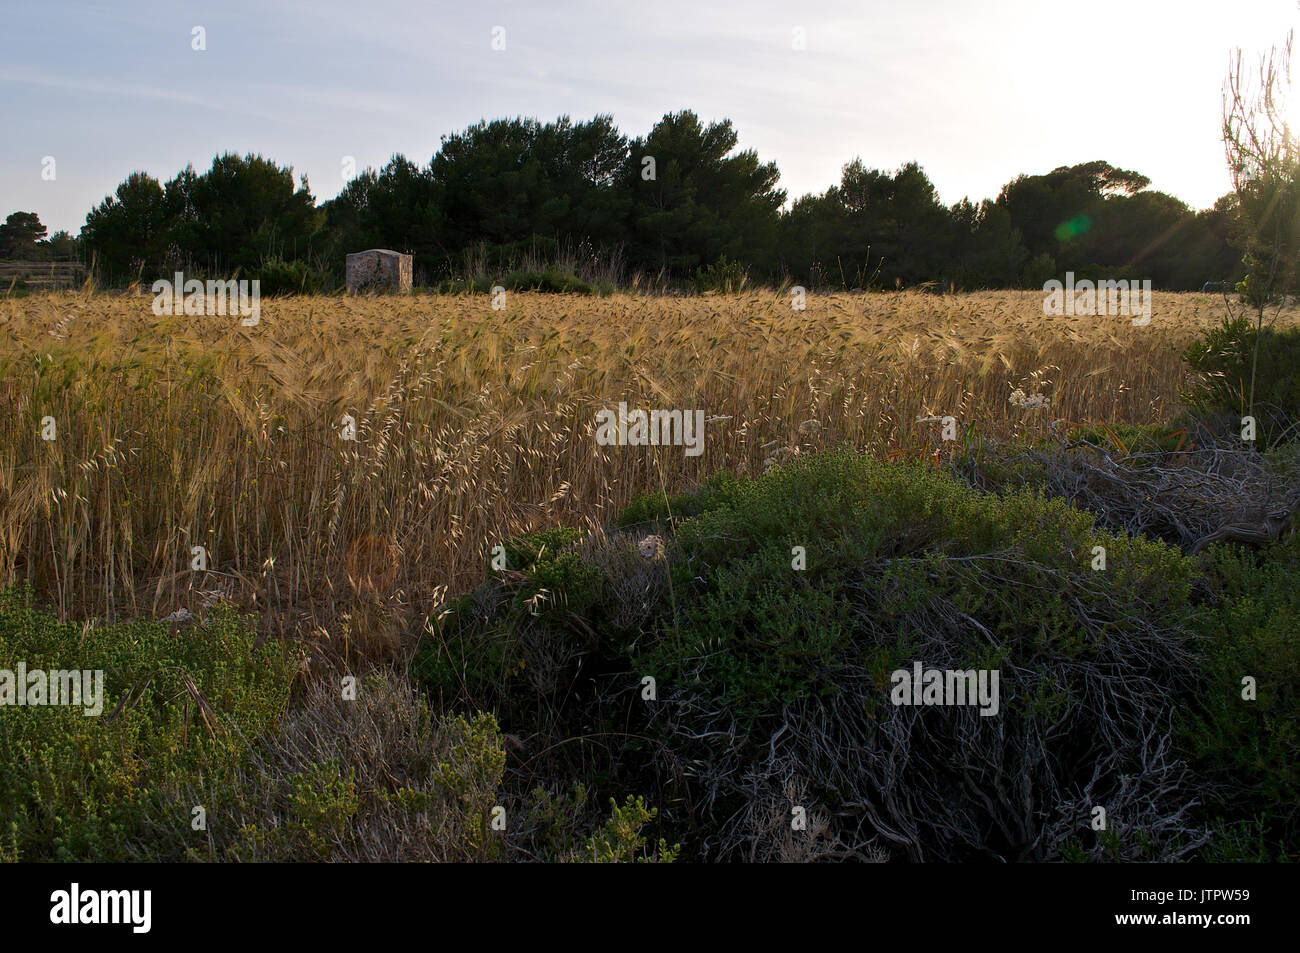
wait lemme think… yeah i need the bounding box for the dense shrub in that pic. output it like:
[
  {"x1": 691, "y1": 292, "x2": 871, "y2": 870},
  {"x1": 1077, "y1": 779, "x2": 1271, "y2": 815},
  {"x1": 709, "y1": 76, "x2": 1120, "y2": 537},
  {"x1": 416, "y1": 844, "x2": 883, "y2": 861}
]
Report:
[
  {"x1": 0, "y1": 586, "x2": 294, "y2": 860},
  {"x1": 1184, "y1": 533, "x2": 1300, "y2": 860},
  {"x1": 0, "y1": 590, "x2": 671, "y2": 862},
  {"x1": 191, "y1": 677, "x2": 510, "y2": 862},
  {"x1": 410, "y1": 526, "x2": 658, "y2": 719},
  {"x1": 197, "y1": 675, "x2": 676, "y2": 862},
  {"x1": 1182, "y1": 316, "x2": 1300, "y2": 447},
  {"x1": 417, "y1": 449, "x2": 1229, "y2": 861},
  {"x1": 13, "y1": 433, "x2": 1292, "y2": 861},
  {"x1": 618, "y1": 469, "x2": 745, "y2": 526},
  {"x1": 254, "y1": 256, "x2": 321, "y2": 296},
  {"x1": 694, "y1": 255, "x2": 749, "y2": 293},
  {"x1": 630, "y1": 450, "x2": 1207, "y2": 861},
  {"x1": 583, "y1": 796, "x2": 680, "y2": 862}
]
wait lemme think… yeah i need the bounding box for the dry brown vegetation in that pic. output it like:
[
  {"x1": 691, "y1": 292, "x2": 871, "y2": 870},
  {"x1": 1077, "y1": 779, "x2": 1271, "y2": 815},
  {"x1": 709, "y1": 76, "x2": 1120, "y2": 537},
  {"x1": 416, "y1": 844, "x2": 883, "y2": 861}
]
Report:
[{"x1": 2, "y1": 289, "x2": 1294, "y2": 662}]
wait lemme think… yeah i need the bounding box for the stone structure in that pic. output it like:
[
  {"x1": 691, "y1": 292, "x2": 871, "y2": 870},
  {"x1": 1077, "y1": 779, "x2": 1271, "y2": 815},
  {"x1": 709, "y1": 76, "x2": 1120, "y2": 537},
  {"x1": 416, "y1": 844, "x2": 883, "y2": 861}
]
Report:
[{"x1": 345, "y1": 249, "x2": 412, "y2": 294}]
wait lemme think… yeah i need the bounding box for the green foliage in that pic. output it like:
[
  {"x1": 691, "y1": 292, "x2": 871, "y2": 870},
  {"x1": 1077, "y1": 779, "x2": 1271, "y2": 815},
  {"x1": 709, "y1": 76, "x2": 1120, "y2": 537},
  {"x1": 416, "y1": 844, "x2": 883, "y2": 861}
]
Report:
[
  {"x1": 993, "y1": 161, "x2": 1239, "y2": 289},
  {"x1": 410, "y1": 591, "x2": 521, "y2": 705},
  {"x1": 81, "y1": 153, "x2": 322, "y2": 285},
  {"x1": 410, "y1": 528, "x2": 607, "y2": 702},
  {"x1": 79, "y1": 171, "x2": 168, "y2": 281},
  {"x1": 583, "y1": 796, "x2": 680, "y2": 863},
  {"x1": 412, "y1": 449, "x2": 1238, "y2": 859},
  {"x1": 234, "y1": 759, "x2": 360, "y2": 861},
  {"x1": 434, "y1": 712, "x2": 508, "y2": 861},
  {"x1": 1064, "y1": 421, "x2": 1195, "y2": 457},
  {"x1": 0, "y1": 585, "x2": 294, "y2": 861},
  {"x1": 1200, "y1": 815, "x2": 1292, "y2": 863},
  {"x1": 522, "y1": 783, "x2": 593, "y2": 860},
  {"x1": 617, "y1": 469, "x2": 744, "y2": 527},
  {"x1": 254, "y1": 256, "x2": 321, "y2": 296},
  {"x1": 221, "y1": 688, "x2": 509, "y2": 863},
  {"x1": 60, "y1": 112, "x2": 1245, "y2": 291},
  {"x1": 693, "y1": 254, "x2": 748, "y2": 293},
  {"x1": 1183, "y1": 532, "x2": 1300, "y2": 857},
  {"x1": 626, "y1": 111, "x2": 785, "y2": 278},
  {"x1": 1181, "y1": 316, "x2": 1300, "y2": 446},
  {"x1": 501, "y1": 528, "x2": 605, "y2": 617},
  {"x1": 636, "y1": 448, "x2": 1193, "y2": 730},
  {"x1": 0, "y1": 211, "x2": 47, "y2": 258},
  {"x1": 490, "y1": 268, "x2": 609, "y2": 295},
  {"x1": 1021, "y1": 251, "x2": 1057, "y2": 289}
]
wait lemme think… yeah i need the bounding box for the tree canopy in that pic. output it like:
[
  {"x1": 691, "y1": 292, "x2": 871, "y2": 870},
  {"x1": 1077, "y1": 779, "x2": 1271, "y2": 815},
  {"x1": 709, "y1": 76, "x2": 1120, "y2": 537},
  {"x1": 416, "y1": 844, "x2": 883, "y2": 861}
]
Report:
[{"x1": 46, "y1": 111, "x2": 1244, "y2": 291}]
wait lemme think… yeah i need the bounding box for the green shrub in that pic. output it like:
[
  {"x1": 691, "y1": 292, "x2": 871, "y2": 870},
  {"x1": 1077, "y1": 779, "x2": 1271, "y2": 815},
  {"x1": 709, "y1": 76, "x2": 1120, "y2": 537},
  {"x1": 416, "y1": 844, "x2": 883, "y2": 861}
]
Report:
[
  {"x1": 215, "y1": 680, "x2": 510, "y2": 862},
  {"x1": 618, "y1": 469, "x2": 744, "y2": 527},
  {"x1": 633, "y1": 451, "x2": 1209, "y2": 859},
  {"x1": 254, "y1": 256, "x2": 320, "y2": 296},
  {"x1": 410, "y1": 528, "x2": 609, "y2": 707},
  {"x1": 0, "y1": 586, "x2": 294, "y2": 860},
  {"x1": 583, "y1": 796, "x2": 680, "y2": 863},
  {"x1": 501, "y1": 527, "x2": 604, "y2": 614},
  {"x1": 1064, "y1": 421, "x2": 1195, "y2": 456},
  {"x1": 638, "y1": 448, "x2": 1195, "y2": 729},
  {"x1": 411, "y1": 591, "x2": 520, "y2": 705},
  {"x1": 693, "y1": 255, "x2": 748, "y2": 293},
  {"x1": 400, "y1": 444, "x2": 1300, "y2": 861},
  {"x1": 1182, "y1": 316, "x2": 1300, "y2": 447},
  {"x1": 1183, "y1": 533, "x2": 1300, "y2": 859},
  {"x1": 236, "y1": 759, "x2": 361, "y2": 861},
  {"x1": 418, "y1": 449, "x2": 1216, "y2": 860},
  {"x1": 1021, "y1": 251, "x2": 1057, "y2": 288}
]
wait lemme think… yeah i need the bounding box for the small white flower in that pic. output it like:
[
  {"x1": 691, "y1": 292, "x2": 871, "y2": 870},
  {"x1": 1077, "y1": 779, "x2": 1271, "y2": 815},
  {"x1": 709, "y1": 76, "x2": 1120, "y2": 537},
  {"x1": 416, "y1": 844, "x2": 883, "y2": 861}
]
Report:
[{"x1": 1009, "y1": 388, "x2": 1049, "y2": 411}]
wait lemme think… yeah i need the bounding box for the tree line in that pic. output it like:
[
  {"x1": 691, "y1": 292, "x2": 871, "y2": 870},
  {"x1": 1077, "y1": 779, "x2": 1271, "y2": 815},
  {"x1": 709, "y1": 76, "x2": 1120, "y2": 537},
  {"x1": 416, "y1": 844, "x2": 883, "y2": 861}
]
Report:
[{"x1": 11, "y1": 110, "x2": 1247, "y2": 291}]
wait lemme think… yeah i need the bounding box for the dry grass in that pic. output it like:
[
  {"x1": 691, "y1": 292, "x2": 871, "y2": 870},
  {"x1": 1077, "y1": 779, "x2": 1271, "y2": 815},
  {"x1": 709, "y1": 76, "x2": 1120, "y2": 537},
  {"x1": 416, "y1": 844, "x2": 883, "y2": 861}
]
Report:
[{"x1": 2, "y1": 288, "x2": 1295, "y2": 660}]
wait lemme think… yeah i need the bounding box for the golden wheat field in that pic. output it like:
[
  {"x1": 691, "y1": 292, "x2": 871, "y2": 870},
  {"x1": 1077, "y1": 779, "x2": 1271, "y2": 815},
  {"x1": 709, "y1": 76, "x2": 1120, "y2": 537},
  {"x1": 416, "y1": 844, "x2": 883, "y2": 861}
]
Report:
[{"x1": 1, "y1": 289, "x2": 1293, "y2": 661}]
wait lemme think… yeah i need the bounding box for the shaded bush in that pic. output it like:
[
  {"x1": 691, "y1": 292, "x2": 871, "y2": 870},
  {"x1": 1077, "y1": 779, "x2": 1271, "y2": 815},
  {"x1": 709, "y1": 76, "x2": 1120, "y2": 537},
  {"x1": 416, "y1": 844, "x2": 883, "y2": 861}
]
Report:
[
  {"x1": 630, "y1": 450, "x2": 1205, "y2": 861},
  {"x1": 583, "y1": 796, "x2": 680, "y2": 862},
  {"x1": 419, "y1": 449, "x2": 1228, "y2": 861},
  {"x1": 254, "y1": 256, "x2": 321, "y2": 296},
  {"x1": 1184, "y1": 533, "x2": 1300, "y2": 860},
  {"x1": 187, "y1": 676, "x2": 509, "y2": 862},
  {"x1": 694, "y1": 255, "x2": 748, "y2": 293},
  {"x1": 410, "y1": 526, "x2": 663, "y2": 721},
  {"x1": 1182, "y1": 316, "x2": 1300, "y2": 447},
  {"x1": 0, "y1": 591, "x2": 671, "y2": 862}
]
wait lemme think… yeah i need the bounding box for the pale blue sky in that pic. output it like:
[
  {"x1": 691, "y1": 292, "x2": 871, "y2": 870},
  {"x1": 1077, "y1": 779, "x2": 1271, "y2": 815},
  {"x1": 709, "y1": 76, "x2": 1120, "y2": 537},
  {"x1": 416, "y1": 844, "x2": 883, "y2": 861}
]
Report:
[{"x1": 1, "y1": 0, "x2": 1296, "y2": 235}]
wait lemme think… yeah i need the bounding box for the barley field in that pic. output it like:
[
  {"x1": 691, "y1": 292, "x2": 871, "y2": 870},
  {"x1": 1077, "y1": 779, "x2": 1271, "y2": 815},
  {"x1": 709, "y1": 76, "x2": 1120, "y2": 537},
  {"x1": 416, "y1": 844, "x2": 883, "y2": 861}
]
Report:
[{"x1": 1, "y1": 289, "x2": 1289, "y2": 661}]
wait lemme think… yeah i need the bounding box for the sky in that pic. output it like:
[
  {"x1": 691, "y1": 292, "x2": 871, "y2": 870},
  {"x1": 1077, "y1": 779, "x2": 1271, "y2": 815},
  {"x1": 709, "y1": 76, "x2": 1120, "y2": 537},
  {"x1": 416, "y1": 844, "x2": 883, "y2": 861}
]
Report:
[{"x1": 1, "y1": 0, "x2": 1298, "y2": 236}]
